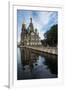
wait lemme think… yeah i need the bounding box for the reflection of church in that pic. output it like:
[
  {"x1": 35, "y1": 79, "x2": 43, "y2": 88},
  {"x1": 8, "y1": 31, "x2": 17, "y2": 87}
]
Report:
[{"x1": 20, "y1": 17, "x2": 42, "y2": 46}]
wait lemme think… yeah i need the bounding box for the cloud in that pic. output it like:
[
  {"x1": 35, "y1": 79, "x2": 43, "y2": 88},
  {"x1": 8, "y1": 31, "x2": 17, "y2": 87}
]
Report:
[{"x1": 32, "y1": 11, "x2": 58, "y2": 39}]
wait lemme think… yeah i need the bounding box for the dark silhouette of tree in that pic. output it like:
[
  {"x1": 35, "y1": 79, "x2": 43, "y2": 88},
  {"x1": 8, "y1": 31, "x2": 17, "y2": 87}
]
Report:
[{"x1": 42, "y1": 24, "x2": 58, "y2": 47}]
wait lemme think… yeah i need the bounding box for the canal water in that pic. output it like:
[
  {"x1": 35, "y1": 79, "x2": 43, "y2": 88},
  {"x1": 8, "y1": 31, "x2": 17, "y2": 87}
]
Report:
[{"x1": 17, "y1": 47, "x2": 58, "y2": 80}]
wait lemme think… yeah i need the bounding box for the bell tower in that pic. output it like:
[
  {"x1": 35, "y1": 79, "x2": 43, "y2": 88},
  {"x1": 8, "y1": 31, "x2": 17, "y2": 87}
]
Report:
[
  {"x1": 22, "y1": 18, "x2": 26, "y2": 32},
  {"x1": 29, "y1": 17, "x2": 34, "y2": 32},
  {"x1": 21, "y1": 18, "x2": 27, "y2": 45}
]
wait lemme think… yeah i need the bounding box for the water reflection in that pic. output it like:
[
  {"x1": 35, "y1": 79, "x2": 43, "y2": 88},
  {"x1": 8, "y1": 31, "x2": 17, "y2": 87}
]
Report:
[{"x1": 17, "y1": 47, "x2": 58, "y2": 80}]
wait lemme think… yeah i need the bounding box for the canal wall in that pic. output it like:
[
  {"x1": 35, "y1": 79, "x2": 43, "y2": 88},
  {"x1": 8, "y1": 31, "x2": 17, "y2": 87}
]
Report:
[{"x1": 19, "y1": 46, "x2": 58, "y2": 55}]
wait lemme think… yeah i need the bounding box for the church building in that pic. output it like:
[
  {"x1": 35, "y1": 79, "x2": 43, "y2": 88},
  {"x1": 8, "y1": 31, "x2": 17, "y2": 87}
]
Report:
[{"x1": 20, "y1": 17, "x2": 42, "y2": 46}]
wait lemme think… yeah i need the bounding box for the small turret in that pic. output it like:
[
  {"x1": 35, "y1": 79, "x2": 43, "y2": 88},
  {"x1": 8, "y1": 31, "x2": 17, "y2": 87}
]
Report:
[{"x1": 35, "y1": 28, "x2": 37, "y2": 33}]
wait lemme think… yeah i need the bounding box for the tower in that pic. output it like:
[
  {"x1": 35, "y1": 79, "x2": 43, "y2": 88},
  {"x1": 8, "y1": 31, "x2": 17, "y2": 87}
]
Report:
[
  {"x1": 29, "y1": 17, "x2": 34, "y2": 32},
  {"x1": 22, "y1": 18, "x2": 26, "y2": 32},
  {"x1": 21, "y1": 18, "x2": 27, "y2": 45}
]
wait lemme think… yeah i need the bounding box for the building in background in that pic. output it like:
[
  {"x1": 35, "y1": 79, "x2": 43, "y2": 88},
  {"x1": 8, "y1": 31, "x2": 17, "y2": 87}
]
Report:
[{"x1": 20, "y1": 17, "x2": 42, "y2": 46}]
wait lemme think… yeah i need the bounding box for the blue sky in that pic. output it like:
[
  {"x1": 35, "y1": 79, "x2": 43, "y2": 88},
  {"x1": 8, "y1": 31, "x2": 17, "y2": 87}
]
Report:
[{"x1": 17, "y1": 10, "x2": 58, "y2": 42}]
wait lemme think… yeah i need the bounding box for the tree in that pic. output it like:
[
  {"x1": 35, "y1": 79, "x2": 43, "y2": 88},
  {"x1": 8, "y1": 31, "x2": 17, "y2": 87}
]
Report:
[{"x1": 44, "y1": 24, "x2": 58, "y2": 46}]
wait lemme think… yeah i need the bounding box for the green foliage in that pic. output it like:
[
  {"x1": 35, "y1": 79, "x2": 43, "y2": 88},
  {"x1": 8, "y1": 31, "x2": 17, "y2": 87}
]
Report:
[{"x1": 44, "y1": 24, "x2": 58, "y2": 46}]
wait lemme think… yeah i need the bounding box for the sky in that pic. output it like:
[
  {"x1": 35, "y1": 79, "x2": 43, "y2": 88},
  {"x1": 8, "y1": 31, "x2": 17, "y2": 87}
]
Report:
[{"x1": 17, "y1": 10, "x2": 58, "y2": 42}]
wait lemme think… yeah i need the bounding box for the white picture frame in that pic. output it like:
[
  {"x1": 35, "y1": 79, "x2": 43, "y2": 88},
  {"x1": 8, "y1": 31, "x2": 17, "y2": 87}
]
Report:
[{"x1": 8, "y1": 1, "x2": 64, "y2": 88}]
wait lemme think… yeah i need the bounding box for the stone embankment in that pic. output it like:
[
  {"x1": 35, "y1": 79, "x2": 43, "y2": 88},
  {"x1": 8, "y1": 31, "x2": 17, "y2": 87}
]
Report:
[{"x1": 19, "y1": 46, "x2": 57, "y2": 55}]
